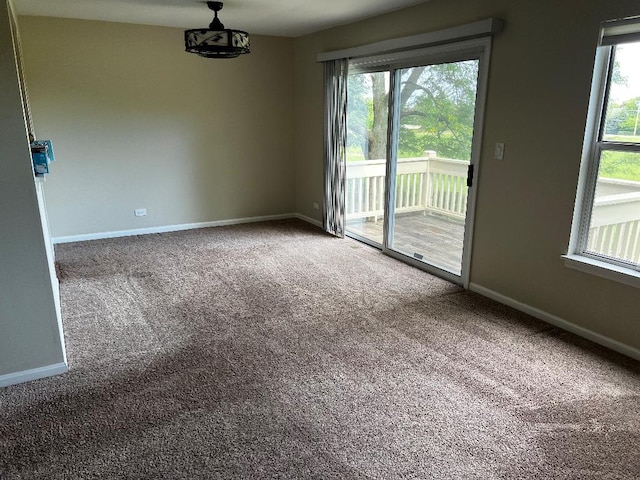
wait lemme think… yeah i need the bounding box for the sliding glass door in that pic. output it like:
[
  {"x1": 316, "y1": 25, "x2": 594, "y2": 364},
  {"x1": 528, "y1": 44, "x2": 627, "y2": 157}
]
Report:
[
  {"x1": 344, "y1": 40, "x2": 489, "y2": 285},
  {"x1": 388, "y1": 60, "x2": 479, "y2": 275}
]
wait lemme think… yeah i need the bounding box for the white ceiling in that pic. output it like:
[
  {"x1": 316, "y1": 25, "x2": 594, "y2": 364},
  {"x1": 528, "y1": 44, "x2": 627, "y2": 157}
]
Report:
[{"x1": 13, "y1": 0, "x2": 430, "y2": 38}]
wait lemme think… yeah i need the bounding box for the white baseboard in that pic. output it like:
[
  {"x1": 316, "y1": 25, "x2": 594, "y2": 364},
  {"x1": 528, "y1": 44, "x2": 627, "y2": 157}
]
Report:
[
  {"x1": 52, "y1": 213, "x2": 298, "y2": 244},
  {"x1": 0, "y1": 362, "x2": 68, "y2": 388},
  {"x1": 469, "y1": 283, "x2": 640, "y2": 361}
]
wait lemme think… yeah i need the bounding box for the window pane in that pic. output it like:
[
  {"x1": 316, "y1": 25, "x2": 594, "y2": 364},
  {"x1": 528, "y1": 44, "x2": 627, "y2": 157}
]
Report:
[
  {"x1": 602, "y1": 41, "x2": 640, "y2": 143},
  {"x1": 396, "y1": 61, "x2": 478, "y2": 161},
  {"x1": 586, "y1": 150, "x2": 640, "y2": 265},
  {"x1": 345, "y1": 71, "x2": 390, "y2": 245}
]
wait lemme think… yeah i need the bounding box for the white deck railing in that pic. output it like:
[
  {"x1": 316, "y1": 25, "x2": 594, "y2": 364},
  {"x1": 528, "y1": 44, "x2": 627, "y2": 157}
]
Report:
[
  {"x1": 346, "y1": 152, "x2": 640, "y2": 263},
  {"x1": 346, "y1": 151, "x2": 468, "y2": 221},
  {"x1": 589, "y1": 181, "x2": 640, "y2": 263}
]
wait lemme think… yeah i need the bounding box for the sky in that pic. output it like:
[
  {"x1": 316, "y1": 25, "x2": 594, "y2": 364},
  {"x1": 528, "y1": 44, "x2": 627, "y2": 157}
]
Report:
[{"x1": 610, "y1": 42, "x2": 640, "y2": 103}]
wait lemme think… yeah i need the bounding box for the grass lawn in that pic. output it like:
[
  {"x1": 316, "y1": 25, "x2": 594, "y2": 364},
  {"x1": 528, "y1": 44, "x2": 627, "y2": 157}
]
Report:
[
  {"x1": 605, "y1": 134, "x2": 640, "y2": 143},
  {"x1": 600, "y1": 150, "x2": 640, "y2": 182}
]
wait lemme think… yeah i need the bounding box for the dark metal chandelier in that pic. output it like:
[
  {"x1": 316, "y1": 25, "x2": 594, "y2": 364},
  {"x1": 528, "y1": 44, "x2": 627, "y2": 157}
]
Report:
[{"x1": 184, "y1": 2, "x2": 250, "y2": 59}]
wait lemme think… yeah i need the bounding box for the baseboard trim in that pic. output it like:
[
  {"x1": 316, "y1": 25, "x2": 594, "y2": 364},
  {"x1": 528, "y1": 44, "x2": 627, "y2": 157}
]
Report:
[
  {"x1": 468, "y1": 283, "x2": 640, "y2": 361},
  {"x1": 294, "y1": 213, "x2": 323, "y2": 228},
  {"x1": 52, "y1": 214, "x2": 298, "y2": 244},
  {"x1": 0, "y1": 362, "x2": 68, "y2": 388}
]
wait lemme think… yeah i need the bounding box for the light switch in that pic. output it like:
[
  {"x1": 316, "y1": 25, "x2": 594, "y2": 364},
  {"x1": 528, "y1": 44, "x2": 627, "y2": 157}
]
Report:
[{"x1": 494, "y1": 143, "x2": 505, "y2": 160}]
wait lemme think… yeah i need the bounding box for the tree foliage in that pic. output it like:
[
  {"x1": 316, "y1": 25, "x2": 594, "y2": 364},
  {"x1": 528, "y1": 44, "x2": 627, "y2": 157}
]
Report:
[
  {"x1": 347, "y1": 61, "x2": 479, "y2": 161},
  {"x1": 347, "y1": 73, "x2": 388, "y2": 160},
  {"x1": 604, "y1": 96, "x2": 640, "y2": 136}
]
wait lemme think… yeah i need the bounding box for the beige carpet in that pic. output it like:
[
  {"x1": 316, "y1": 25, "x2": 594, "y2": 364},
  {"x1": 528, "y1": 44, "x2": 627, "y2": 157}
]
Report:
[{"x1": 1, "y1": 219, "x2": 639, "y2": 479}]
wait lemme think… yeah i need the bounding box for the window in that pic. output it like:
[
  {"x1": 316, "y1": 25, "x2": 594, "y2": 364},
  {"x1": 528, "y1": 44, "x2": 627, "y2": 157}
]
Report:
[{"x1": 567, "y1": 17, "x2": 640, "y2": 286}]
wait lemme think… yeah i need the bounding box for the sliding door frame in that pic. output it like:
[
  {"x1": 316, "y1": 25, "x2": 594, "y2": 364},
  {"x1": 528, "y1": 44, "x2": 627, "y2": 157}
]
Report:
[{"x1": 351, "y1": 37, "x2": 493, "y2": 288}]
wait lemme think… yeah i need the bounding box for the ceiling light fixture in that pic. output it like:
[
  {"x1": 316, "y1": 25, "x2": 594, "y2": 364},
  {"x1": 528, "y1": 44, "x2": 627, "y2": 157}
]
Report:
[{"x1": 185, "y1": 2, "x2": 250, "y2": 59}]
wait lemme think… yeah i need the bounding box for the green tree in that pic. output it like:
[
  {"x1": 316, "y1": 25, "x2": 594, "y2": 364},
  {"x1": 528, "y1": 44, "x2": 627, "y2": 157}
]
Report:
[
  {"x1": 347, "y1": 72, "x2": 388, "y2": 160},
  {"x1": 347, "y1": 61, "x2": 479, "y2": 161},
  {"x1": 604, "y1": 97, "x2": 640, "y2": 136},
  {"x1": 346, "y1": 74, "x2": 369, "y2": 159},
  {"x1": 619, "y1": 97, "x2": 640, "y2": 134},
  {"x1": 398, "y1": 61, "x2": 479, "y2": 159}
]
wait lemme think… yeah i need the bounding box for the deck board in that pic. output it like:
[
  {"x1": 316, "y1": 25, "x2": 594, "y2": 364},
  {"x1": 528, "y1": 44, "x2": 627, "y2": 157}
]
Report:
[{"x1": 346, "y1": 212, "x2": 466, "y2": 274}]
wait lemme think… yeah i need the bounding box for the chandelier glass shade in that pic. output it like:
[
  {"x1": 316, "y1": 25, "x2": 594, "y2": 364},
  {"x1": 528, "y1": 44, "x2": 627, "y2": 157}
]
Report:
[{"x1": 185, "y1": 2, "x2": 250, "y2": 59}]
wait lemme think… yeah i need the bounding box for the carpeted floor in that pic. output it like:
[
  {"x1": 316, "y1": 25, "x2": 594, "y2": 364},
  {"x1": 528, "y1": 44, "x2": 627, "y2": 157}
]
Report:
[{"x1": 1, "y1": 219, "x2": 639, "y2": 479}]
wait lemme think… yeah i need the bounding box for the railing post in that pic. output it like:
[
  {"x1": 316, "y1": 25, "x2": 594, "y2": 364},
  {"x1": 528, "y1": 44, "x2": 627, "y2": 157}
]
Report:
[{"x1": 422, "y1": 150, "x2": 436, "y2": 213}]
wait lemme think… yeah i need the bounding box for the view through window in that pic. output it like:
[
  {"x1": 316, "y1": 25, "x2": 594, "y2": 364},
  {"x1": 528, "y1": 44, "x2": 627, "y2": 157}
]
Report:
[
  {"x1": 345, "y1": 58, "x2": 480, "y2": 275},
  {"x1": 584, "y1": 39, "x2": 640, "y2": 268}
]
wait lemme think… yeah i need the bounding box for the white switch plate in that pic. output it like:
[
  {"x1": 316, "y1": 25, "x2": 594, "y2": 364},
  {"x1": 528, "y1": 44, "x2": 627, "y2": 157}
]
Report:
[
  {"x1": 134, "y1": 208, "x2": 147, "y2": 217},
  {"x1": 494, "y1": 143, "x2": 505, "y2": 160}
]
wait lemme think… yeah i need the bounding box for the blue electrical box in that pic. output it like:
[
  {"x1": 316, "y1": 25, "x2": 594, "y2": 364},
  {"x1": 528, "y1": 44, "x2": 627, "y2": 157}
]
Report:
[{"x1": 30, "y1": 139, "x2": 55, "y2": 176}]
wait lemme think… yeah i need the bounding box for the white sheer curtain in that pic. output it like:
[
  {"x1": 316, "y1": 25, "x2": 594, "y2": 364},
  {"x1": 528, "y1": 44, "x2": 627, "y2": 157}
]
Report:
[{"x1": 322, "y1": 58, "x2": 348, "y2": 237}]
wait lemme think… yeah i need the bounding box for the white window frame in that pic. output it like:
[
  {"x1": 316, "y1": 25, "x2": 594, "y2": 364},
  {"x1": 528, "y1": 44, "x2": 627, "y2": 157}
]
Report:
[{"x1": 565, "y1": 17, "x2": 640, "y2": 288}]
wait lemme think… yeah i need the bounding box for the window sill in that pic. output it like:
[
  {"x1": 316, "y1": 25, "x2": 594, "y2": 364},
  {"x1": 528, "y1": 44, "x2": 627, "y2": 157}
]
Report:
[{"x1": 563, "y1": 254, "x2": 640, "y2": 288}]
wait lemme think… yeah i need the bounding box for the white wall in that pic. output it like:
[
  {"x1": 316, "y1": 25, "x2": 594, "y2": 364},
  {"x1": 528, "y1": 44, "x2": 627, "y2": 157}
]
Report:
[
  {"x1": 0, "y1": 0, "x2": 66, "y2": 384},
  {"x1": 19, "y1": 17, "x2": 295, "y2": 239}
]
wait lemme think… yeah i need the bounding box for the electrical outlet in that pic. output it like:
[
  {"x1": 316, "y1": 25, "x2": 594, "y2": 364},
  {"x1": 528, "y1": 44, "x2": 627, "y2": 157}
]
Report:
[
  {"x1": 313, "y1": 202, "x2": 320, "y2": 210},
  {"x1": 494, "y1": 143, "x2": 505, "y2": 160},
  {"x1": 134, "y1": 208, "x2": 147, "y2": 217}
]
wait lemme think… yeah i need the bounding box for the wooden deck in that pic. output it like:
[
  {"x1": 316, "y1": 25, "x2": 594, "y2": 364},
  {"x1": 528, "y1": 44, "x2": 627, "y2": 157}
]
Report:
[{"x1": 346, "y1": 211, "x2": 465, "y2": 274}]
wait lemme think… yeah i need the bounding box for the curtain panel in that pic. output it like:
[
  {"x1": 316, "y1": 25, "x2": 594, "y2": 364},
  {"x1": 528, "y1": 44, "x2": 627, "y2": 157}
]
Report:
[{"x1": 322, "y1": 58, "x2": 348, "y2": 237}]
